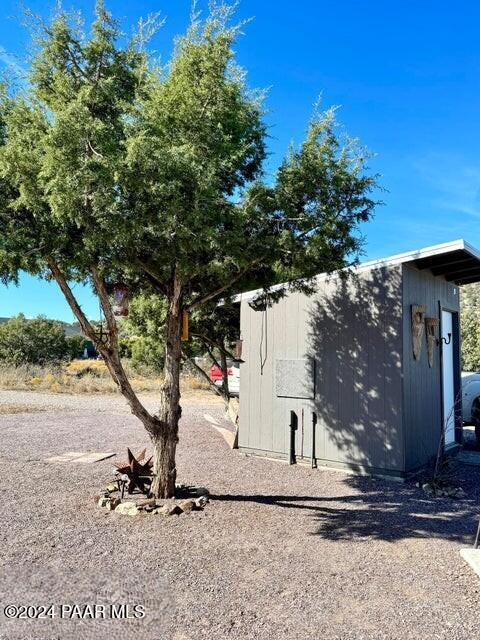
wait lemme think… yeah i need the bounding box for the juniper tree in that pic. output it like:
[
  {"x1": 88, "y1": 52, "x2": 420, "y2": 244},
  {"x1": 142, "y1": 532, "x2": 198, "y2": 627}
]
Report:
[{"x1": 0, "y1": 2, "x2": 379, "y2": 498}]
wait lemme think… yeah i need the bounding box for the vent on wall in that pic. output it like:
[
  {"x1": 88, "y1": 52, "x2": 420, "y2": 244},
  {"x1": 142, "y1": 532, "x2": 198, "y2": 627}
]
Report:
[{"x1": 275, "y1": 358, "x2": 315, "y2": 399}]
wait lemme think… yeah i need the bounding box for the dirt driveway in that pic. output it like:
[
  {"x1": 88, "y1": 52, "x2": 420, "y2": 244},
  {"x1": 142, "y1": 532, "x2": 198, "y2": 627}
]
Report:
[{"x1": 1, "y1": 389, "x2": 479, "y2": 640}]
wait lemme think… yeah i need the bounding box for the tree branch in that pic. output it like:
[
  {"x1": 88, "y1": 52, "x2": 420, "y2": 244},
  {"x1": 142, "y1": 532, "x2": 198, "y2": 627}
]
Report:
[
  {"x1": 47, "y1": 258, "x2": 101, "y2": 346},
  {"x1": 191, "y1": 332, "x2": 237, "y2": 362},
  {"x1": 187, "y1": 258, "x2": 263, "y2": 310},
  {"x1": 47, "y1": 257, "x2": 160, "y2": 433},
  {"x1": 182, "y1": 353, "x2": 227, "y2": 402},
  {"x1": 86, "y1": 139, "x2": 104, "y2": 159},
  {"x1": 137, "y1": 260, "x2": 168, "y2": 296},
  {"x1": 91, "y1": 265, "x2": 118, "y2": 350},
  {"x1": 64, "y1": 42, "x2": 89, "y2": 81}
]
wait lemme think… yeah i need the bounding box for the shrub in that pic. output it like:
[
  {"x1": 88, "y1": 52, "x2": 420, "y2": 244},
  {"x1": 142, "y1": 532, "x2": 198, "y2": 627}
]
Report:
[
  {"x1": 66, "y1": 334, "x2": 87, "y2": 360},
  {"x1": 130, "y1": 337, "x2": 165, "y2": 374},
  {"x1": 0, "y1": 315, "x2": 71, "y2": 365},
  {"x1": 461, "y1": 284, "x2": 480, "y2": 372}
]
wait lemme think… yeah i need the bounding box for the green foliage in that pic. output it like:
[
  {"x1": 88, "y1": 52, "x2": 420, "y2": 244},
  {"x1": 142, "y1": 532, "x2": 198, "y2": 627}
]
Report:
[
  {"x1": 461, "y1": 283, "x2": 480, "y2": 371},
  {"x1": 188, "y1": 302, "x2": 240, "y2": 362},
  {"x1": 0, "y1": 2, "x2": 378, "y2": 291},
  {"x1": 123, "y1": 294, "x2": 166, "y2": 341},
  {"x1": 120, "y1": 294, "x2": 166, "y2": 372},
  {"x1": 0, "y1": 2, "x2": 379, "y2": 372},
  {"x1": 128, "y1": 337, "x2": 165, "y2": 375},
  {"x1": 122, "y1": 293, "x2": 239, "y2": 368},
  {"x1": 0, "y1": 314, "x2": 72, "y2": 365},
  {"x1": 65, "y1": 334, "x2": 87, "y2": 360}
]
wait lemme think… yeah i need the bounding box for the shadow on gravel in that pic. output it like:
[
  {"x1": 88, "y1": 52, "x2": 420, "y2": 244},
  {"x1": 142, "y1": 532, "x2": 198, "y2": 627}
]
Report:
[
  {"x1": 212, "y1": 472, "x2": 480, "y2": 543},
  {"x1": 307, "y1": 475, "x2": 479, "y2": 542}
]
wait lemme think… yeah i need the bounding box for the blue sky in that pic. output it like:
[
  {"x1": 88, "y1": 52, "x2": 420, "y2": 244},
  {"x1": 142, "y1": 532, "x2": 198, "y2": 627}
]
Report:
[{"x1": 1, "y1": 0, "x2": 479, "y2": 321}]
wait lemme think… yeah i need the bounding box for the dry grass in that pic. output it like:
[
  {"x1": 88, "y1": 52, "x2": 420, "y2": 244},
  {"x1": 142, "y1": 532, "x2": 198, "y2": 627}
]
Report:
[
  {"x1": 181, "y1": 373, "x2": 210, "y2": 391},
  {"x1": 0, "y1": 360, "x2": 210, "y2": 395},
  {"x1": 0, "y1": 403, "x2": 49, "y2": 414}
]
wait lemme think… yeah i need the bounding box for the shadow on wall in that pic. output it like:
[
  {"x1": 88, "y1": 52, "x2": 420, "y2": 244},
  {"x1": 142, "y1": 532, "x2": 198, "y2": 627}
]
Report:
[{"x1": 306, "y1": 267, "x2": 403, "y2": 473}]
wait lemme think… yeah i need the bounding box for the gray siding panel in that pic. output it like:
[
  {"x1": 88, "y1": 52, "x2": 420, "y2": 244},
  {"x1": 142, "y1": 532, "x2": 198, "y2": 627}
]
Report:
[
  {"x1": 384, "y1": 273, "x2": 405, "y2": 470},
  {"x1": 272, "y1": 298, "x2": 287, "y2": 454},
  {"x1": 239, "y1": 265, "x2": 405, "y2": 473},
  {"x1": 402, "y1": 264, "x2": 460, "y2": 471},
  {"x1": 306, "y1": 266, "x2": 404, "y2": 472},
  {"x1": 238, "y1": 299, "x2": 251, "y2": 449}
]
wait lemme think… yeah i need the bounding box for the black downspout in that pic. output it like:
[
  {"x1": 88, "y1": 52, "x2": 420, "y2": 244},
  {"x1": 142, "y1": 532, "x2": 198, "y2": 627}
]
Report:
[
  {"x1": 289, "y1": 410, "x2": 298, "y2": 465},
  {"x1": 311, "y1": 411, "x2": 317, "y2": 469}
]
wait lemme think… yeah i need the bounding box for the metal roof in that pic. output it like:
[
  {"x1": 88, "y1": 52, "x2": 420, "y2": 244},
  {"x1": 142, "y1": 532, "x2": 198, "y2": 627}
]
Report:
[{"x1": 236, "y1": 239, "x2": 480, "y2": 303}]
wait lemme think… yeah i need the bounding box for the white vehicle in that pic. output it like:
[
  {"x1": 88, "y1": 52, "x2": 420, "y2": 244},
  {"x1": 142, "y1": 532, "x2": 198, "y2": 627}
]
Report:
[
  {"x1": 226, "y1": 363, "x2": 240, "y2": 395},
  {"x1": 462, "y1": 371, "x2": 480, "y2": 439},
  {"x1": 210, "y1": 361, "x2": 240, "y2": 396}
]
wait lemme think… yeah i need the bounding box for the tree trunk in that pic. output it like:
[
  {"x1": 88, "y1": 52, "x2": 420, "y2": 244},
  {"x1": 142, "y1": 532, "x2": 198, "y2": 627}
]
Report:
[
  {"x1": 49, "y1": 258, "x2": 182, "y2": 498},
  {"x1": 151, "y1": 429, "x2": 177, "y2": 498},
  {"x1": 150, "y1": 275, "x2": 182, "y2": 498},
  {"x1": 220, "y1": 348, "x2": 230, "y2": 399}
]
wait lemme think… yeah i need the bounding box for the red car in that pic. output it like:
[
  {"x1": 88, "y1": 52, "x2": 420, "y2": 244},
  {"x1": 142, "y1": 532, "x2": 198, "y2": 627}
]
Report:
[{"x1": 209, "y1": 361, "x2": 240, "y2": 394}]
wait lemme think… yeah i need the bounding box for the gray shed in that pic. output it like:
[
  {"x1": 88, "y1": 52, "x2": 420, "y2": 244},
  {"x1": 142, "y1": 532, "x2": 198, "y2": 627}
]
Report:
[{"x1": 237, "y1": 239, "x2": 480, "y2": 479}]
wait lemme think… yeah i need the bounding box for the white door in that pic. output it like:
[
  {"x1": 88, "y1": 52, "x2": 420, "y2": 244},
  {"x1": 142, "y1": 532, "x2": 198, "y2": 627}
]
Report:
[{"x1": 441, "y1": 310, "x2": 456, "y2": 447}]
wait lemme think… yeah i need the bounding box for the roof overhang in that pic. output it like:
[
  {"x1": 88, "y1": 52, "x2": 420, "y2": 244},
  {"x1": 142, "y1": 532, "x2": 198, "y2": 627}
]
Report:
[
  {"x1": 408, "y1": 239, "x2": 480, "y2": 285},
  {"x1": 234, "y1": 239, "x2": 480, "y2": 304}
]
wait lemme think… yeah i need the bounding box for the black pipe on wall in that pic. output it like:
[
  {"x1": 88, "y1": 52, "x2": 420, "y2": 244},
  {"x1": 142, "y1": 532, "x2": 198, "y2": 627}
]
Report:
[
  {"x1": 311, "y1": 411, "x2": 317, "y2": 469},
  {"x1": 289, "y1": 410, "x2": 298, "y2": 465}
]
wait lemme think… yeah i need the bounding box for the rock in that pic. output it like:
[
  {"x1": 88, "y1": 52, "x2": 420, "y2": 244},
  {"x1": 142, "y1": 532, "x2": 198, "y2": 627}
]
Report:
[
  {"x1": 195, "y1": 495, "x2": 209, "y2": 508},
  {"x1": 136, "y1": 498, "x2": 156, "y2": 508},
  {"x1": 422, "y1": 483, "x2": 434, "y2": 495},
  {"x1": 97, "y1": 496, "x2": 110, "y2": 508},
  {"x1": 115, "y1": 502, "x2": 140, "y2": 516},
  {"x1": 153, "y1": 505, "x2": 170, "y2": 516},
  {"x1": 168, "y1": 504, "x2": 183, "y2": 516},
  {"x1": 107, "y1": 498, "x2": 121, "y2": 511},
  {"x1": 455, "y1": 487, "x2": 466, "y2": 498},
  {"x1": 179, "y1": 499, "x2": 196, "y2": 512},
  {"x1": 154, "y1": 503, "x2": 182, "y2": 516},
  {"x1": 106, "y1": 483, "x2": 118, "y2": 493}
]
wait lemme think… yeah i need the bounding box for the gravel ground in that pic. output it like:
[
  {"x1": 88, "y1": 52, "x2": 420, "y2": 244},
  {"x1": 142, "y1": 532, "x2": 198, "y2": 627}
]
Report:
[{"x1": 1, "y1": 390, "x2": 480, "y2": 640}]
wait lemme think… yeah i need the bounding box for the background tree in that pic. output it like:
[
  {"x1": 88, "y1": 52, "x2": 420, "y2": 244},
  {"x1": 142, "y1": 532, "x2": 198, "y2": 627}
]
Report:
[
  {"x1": 122, "y1": 292, "x2": 239, "y2": 399},
  {"x1": 0, "y1": 314, "x2": 74, "y2": 365},
  {"x1": 0, "y1": 2, "x2": 379, "y2": 498},
  {"x1": 119, "y1": 294, "x2": 166, "y2": 374},
  {"x1": 65, "y1": 333, "x2": 88, "y2": 360},
  {"x1": 186, "y1": 302, "x2": 240, "y2": 400},
  {"x1": 461, "y1": 283, "x2": 480, "y2": 372}
]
